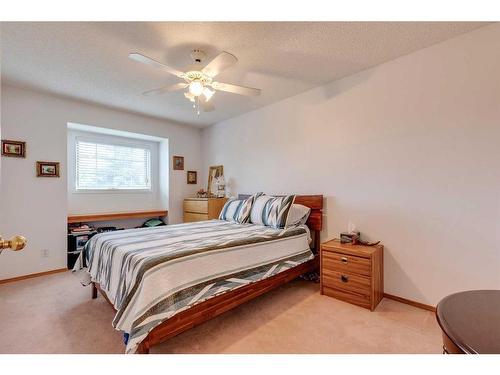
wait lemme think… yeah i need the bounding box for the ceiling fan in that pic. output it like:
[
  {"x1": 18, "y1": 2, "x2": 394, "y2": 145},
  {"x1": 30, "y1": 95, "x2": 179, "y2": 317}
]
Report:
[{"x1": 129, "y1": 49, "x2": 261, "y2": 115}]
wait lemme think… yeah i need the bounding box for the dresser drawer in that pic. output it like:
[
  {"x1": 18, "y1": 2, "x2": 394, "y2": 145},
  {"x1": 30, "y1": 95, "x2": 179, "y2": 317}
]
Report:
[
  {"x1": 323, "y1": 269, "x2": 371, "y2": 296},
  {"x1": 322, "y1": 250, "x2": 371, "y2": 277},
  {"x1": 184, "y1": 212, "x2": 209, "y2": 222},
  {"x1": 323, "y1": 286, "x2": 371, "y2": 309},
  {"x1": 184, "y1": 200, "x2": 208, "y2": 214}
]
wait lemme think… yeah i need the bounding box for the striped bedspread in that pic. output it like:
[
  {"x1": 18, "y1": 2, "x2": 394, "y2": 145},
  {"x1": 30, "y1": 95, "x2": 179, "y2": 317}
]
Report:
[{"x1": 76, "y1": 220, "x2": 314, "y2": 353}]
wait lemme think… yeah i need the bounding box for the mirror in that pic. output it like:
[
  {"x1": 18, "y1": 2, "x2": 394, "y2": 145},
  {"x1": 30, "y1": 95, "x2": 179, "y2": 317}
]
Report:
[{"x1": 207, "y1": 165, "x2": 224, "y2": 197}]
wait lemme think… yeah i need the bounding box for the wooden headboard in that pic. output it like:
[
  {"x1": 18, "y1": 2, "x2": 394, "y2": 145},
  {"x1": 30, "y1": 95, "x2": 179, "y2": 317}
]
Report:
[{"x1": 238, "y1": 194, "x2": 324, "y2": 253}]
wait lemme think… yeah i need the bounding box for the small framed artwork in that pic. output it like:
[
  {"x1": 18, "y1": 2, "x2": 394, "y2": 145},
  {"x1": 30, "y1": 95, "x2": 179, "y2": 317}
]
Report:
[
  {"x1": 187, "y1": 171, "x2": 197, "y2": 184},
  {"x1": 173, "y1": 155, "x2": 184, "y2": 170},
  {"x1": 1, "y1": 140, "x2": 26, "y2": 158},
  {"x1": 36, "y1": 161, "x2": 60, "y2": 177}
]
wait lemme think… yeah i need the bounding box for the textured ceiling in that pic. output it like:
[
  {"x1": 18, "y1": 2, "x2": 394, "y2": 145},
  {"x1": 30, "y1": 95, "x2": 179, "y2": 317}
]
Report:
[{"x1": 0, "y1": 22, "x2": 490, "y2": 127}]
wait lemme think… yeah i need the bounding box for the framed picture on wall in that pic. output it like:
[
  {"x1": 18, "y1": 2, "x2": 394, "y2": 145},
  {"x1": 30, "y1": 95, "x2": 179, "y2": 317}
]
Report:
[
  {"x1": 187, "y1": 171, "x2": 197, "y2": 184},
  {"x1": 173, "y1": 155, "x2": 184, "y2": 170},
  {"x1": 36, "y1": 161, "x2": 60, "y2": 177},
  {"x1": 1, "y1": 140, "x2": 26, "y2": 158}
]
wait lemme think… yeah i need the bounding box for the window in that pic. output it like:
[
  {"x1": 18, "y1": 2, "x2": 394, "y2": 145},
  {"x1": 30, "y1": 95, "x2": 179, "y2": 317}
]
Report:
[{"x1": 76, "y1": 139, "x2": 151, "y2": 191}]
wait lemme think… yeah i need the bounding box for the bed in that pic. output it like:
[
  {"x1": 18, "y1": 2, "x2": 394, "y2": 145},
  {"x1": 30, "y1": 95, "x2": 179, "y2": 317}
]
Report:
[{"x1": 80, "y1": 194, "x2": 323, "y2": 354}]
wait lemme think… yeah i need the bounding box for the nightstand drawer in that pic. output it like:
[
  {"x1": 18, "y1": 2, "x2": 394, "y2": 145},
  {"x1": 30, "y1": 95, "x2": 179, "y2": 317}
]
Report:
[
  {"x1": 184, "y1": 212, "x2": 209, "y2": 222},
  {"x1": 323, "y1": 286, "x2": 371, "y2": 309},
  {"x1": 322, "y1": 251, "x2": 371, "y2": 276},
  {"x1": 323, "y1": 269, "x2": 371, "y2": 296},
  {"x1": 184, "y1": 200, "x2": 209, "y2": 214}
]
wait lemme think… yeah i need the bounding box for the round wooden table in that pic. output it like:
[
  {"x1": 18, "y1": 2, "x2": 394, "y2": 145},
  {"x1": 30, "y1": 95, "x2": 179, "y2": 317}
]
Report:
[{"x1": 436, "y1": 290, "x2": 500, "y2": 354}]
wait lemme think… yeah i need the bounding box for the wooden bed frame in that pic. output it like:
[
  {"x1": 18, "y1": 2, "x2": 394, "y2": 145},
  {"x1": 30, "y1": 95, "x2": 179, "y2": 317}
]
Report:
[{"x1": 91, "y1": 194, "x2": 323, "y2": 354}]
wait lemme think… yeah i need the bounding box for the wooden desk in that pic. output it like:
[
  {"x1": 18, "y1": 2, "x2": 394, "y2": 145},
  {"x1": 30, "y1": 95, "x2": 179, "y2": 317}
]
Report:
[
  {"x1": 436, "y1": 290, "x2": 500, "y2": 354},
  {"x1": 68, "y1": 210, "x2": 167, "y2": 224}
]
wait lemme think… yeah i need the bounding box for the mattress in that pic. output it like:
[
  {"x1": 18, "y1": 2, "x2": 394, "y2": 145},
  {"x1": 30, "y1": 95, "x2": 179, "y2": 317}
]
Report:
[{"x1": 75, "y1": 219, "x2": 314, "y2": 353}]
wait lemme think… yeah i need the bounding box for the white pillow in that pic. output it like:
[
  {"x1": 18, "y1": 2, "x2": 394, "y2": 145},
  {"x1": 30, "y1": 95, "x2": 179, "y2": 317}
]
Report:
[{"x1": 285, "y1": 204, "x2": 311, "y2": 228}]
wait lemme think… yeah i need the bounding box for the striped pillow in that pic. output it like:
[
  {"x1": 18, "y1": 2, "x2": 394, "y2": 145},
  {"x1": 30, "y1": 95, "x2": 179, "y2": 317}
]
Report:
[
  {"x1": 249, "y1": 194, "x2": 296, "y2": 229},
  {"x1": 219, "y1": 194, "x2": 258, "y2": 223}
]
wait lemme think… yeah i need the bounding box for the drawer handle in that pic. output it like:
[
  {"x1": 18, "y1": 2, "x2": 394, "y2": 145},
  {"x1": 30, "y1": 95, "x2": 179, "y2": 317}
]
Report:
[
  {"x1": 341, "y1": 275, "x2": 349, "y2": 283},
  {"x1": 341, "y1": 256, "x2": 348, "y2": 264}
]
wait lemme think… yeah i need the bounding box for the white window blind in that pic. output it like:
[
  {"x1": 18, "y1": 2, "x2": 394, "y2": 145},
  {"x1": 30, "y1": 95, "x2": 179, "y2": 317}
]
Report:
[{"x1": 76, "y1": 139, "x2": 151, "y2": 190}]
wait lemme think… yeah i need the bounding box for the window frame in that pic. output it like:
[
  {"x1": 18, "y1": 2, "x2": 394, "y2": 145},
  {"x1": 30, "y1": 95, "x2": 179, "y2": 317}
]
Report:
[{"x1": 73, "y1": 135, "x2": 153, "y2": 194}]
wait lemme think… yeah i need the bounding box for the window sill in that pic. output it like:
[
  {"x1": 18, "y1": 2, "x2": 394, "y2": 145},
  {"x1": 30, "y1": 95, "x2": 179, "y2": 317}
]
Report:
[{"x1": 72, "y1": 189, "x2": 153, "y2": 194}]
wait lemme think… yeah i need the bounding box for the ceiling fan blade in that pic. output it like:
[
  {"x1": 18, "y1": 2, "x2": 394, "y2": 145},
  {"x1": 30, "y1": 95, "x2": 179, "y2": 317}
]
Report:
[
  {"x1": 129, "y1": 52, "x2": 185, "y2": 78},
  {"x1": 211, "y1": 81, "x2": 261, "y2": 96},
  {"x1": 202, "y1": 100, "x2": 215, "y2": 112},
  {"x1": 142, "y1": 82, "x2": 188, "y2": 96},
  {"x1": 202, "y1": 51, "x2": 238, "y2": 78}
]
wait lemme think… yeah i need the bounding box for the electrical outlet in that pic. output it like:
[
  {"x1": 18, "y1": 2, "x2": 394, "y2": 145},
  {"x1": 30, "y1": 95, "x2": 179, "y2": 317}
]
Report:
[{"x1": 41, "y1": 249, "x2": 50, "y2": 258}]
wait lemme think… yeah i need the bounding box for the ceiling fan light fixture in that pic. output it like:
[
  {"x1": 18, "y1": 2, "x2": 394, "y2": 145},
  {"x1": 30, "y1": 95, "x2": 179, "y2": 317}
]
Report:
[
  {"x1": 130, "y1": 50, "x2": 261, "y2": 116},
  {"x1": 188, "y1": 80, "x2": 204, "y2": 97},
  {"x1": 184, "y1": 92, "x2": 195, "y2": 102},
  {"x1": 203, "y1": 87, "x2": 215, "y2": 101}
]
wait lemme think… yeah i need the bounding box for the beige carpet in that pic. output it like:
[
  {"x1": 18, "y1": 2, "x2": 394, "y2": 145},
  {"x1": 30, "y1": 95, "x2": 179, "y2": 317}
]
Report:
[{"x1": 0, "y1": 271, "x2": 442, "y2": 354}]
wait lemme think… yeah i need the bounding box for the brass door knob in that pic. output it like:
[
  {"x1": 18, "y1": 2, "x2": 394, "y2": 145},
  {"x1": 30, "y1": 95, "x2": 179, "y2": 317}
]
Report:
[{"x1": 0, "y1": 235, "x2": 27, "y2": 251}]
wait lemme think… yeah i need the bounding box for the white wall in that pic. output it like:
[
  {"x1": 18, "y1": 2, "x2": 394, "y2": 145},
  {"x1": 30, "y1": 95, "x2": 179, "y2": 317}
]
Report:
[
  {"x1": 0, "y1": 85, "x2": 202, "y2": 279},
  {"x1": 202, "y1": 24, "x2": 500, "y2": 305}
]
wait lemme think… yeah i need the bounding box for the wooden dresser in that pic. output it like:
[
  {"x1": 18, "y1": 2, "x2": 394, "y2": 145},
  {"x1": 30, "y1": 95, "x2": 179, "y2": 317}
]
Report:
[
  {"x1": 320, "y1": 239, "x2": 384, "y2": 311},
  {"x1": 183, "y1": 198, "x2": 228, "y2": 223}
]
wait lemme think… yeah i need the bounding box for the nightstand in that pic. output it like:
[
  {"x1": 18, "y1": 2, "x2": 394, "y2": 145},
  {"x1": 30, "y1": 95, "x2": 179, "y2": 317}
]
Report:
[
  {"x1": 320, "y1": 239, "x2": 384, "y2": 311},
  {"x1": 183, "y1": 198, "x2": 228, "y2": 223}
]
